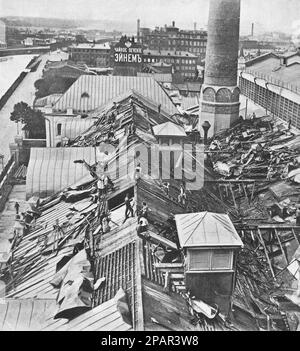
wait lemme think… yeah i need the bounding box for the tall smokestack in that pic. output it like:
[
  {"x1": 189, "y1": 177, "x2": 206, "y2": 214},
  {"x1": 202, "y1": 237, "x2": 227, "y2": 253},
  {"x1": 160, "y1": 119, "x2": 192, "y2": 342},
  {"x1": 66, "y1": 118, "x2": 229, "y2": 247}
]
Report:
[
  {"x1": 199, "y1": 0, "x2": 241, "y2": 137},
  {"x1": 194, "y1": 22, "x2": 197, "y2": 31},
  {"x1": 251, "y1": 23, "x2": 254, "y2": 37},
  {"x1": 172, "y1": 21, "x2": 175, "y2": 27},
  {"x1": 137, "y1": 19, "x2": 141, "y2": 42}
]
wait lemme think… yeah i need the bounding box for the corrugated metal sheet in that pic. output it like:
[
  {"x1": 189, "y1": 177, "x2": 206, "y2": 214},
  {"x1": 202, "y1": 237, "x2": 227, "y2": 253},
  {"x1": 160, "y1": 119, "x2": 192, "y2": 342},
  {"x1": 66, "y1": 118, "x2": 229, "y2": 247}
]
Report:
[
  {"x1": 137, "y1": 72, "x2": 173, "y2": 83},
  {"x1": 26, "y1": 147, "x2": 97, "y2": 199},
  {"x1": 0, "y1": 299, "x2": 57, "y2": 331},
  {"x1": 63, "y1": 117, "x2": 95, "y2": 141},
  {"x1": 142, "y1": 279, "x2": 216, "y2": 331},
  {"x1": 53, "y1": 75, "x2": 178, "y2": 115},
  {"x1": 35, "y1": 94, "x2": 63, "y2": 107},
  {"x1": 175, "y1": 212, "x2": 244, "y2": 248},
  {"x1": 43, "y1": 295, "x2": 132, "y2": 331}
]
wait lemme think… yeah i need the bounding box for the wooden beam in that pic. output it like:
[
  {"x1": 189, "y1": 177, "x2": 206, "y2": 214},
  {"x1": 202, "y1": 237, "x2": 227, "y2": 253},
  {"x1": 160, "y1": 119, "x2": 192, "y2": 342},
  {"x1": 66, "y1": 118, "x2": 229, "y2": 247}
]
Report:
[
  {"x1": 257, "y1": 228, "x2": 276, "y2": 280},
  {"x1": 273, "y1": 229, "x2": 289, "y2": 265},
  {"x1": 145, "y1": 230, "x2": 178, "y2": 250},
  {"x1": 291, "y1": 228, "x2": 300, "y2": 245}
]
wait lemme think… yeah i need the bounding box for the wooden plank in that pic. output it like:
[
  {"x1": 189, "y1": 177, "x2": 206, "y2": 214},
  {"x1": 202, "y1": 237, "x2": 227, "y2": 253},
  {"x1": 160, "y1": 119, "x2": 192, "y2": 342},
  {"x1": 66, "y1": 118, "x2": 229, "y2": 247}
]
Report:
[
  {"x1": 274, "y1": 229, "x2": 289, "y2": 265},
  {"x1": 146, "y1": 230, "x2": 177, "y2": 250},
  {"x1": 257, "y1": 228, "x2": 276, "y2": 280},
  {"x1": 292, "y1": 228, "x2": 300, "y2": 245},
  {"x1": 134, "y1": 238, "x2": 144, "y2": 331}
]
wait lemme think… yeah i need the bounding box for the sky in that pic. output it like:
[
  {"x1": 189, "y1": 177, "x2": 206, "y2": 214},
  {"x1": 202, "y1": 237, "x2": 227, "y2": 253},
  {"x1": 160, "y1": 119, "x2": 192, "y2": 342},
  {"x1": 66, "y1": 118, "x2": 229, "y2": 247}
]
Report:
[{"x1": 0, "y1": 0, "x2": 300, "y2": 34}]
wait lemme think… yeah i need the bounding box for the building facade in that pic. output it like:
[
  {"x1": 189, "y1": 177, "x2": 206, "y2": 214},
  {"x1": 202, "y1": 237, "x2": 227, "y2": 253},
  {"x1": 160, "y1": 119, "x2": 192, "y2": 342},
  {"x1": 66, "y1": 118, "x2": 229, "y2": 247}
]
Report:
[
  {"x1": 143, "y1": 49, "x2": 198, "y2": 79},
  {"x1": 139, "y1": 21, "x2": 207, "y2": 62},
  {"x1": 68, "y1": 43, "x2": 111, "y2": 67},
  {"x1": 239, "y1": 52, "x2": 300, "y2": 129},
  {"x1": 0, "y1": 20, "x2": 6, "y2": 48}
]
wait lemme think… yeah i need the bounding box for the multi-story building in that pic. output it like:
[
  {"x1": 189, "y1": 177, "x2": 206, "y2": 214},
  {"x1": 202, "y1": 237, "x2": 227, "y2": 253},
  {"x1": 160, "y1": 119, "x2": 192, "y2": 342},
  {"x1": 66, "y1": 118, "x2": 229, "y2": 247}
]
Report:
[
  {"x1": 68, "y1": 43, "x2": 111, "y2": 67},
  {"x1": 0, "y1": 20, "x2": 6, "y2": 48},
  {"x1": 138, "y1": 21, "x2": 207, "y2": 62},
  {"x1": 239, "y1": 51, "x2": 300, "y2": 129},
  {"x1": 142, "y1": 49, "x2": 198, "y2": 79}
]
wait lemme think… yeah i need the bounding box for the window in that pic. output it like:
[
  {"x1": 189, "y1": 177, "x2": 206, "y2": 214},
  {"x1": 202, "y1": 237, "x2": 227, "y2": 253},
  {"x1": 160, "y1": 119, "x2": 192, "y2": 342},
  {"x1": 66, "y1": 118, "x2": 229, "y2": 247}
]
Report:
[
  {"x1": 188, "y1": 249, "x2": 233, "y2": 271},
  {"x1": 57, "y1": 123, "x2": 62, "y2": 136},
  {"x1": 211, "y1": 250, "x2": 232, "y2": 270},
  {"x1": 189, "y1": 250, "x2": 210, "y2": 270}
]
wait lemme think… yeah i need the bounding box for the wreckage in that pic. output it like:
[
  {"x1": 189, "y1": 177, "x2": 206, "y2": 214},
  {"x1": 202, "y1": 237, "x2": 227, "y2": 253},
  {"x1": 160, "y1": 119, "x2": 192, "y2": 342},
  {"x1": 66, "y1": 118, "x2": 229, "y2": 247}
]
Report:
[{"x1": 1, "y1": 93, "x2": 300, "y2": 331}]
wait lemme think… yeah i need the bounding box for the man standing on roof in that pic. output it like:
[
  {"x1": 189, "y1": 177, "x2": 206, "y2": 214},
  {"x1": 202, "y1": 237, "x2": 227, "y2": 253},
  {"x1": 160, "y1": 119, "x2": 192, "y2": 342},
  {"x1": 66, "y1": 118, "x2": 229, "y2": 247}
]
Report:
[
  {"x1": 135, "y1": 162, "x2": 142, "y2": 180},
  {"x1": 15, "y1": 202, "x2": 20, "y2": 215},
  {"x1": 178, "y1": 183, "x2": 187, "y2": 206},
  {"x1": 124, "y1": 193, "x2": 134, "y2": 223},
  {"x1": 97, "y1": 176, "x2": 105, "y2": 197},
  {"x1": 140, "y1": 201, "x2": 149, "y2": 220},
  {"x1": 137, "y1": 217, "x2": 149, "y2": 235}
]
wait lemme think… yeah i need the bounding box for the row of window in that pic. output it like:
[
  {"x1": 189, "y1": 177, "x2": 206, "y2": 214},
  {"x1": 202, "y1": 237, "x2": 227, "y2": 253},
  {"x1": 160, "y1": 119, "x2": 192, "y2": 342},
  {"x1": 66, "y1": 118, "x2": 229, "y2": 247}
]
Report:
[
  {"x1": 188, "y1": 249, "x2": 233, "y2": 271},
  {"x1": 71, "y1": 49, "x2": 110, "y2": 53},
  {"x1": 146, "y1": 39, "x2": 206, "y2": 46},
  {"x1": 240, "y1": 77, "x2": 300, "y2": 128}
]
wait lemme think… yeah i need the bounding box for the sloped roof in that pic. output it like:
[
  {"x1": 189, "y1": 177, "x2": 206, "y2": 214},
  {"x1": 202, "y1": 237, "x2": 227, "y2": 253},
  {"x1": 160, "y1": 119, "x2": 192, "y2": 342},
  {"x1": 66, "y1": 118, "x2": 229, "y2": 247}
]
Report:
[
  {"x1": 0, "y1": 299, "x2": 57, "y2": 331},
  {"x1": 175, "y1": 212, "x2": 243, "y2": 248},
  {"x1": 35, "y1": 94, "x2": 63, "y2": 108},
  {"x1": 43, "y1": 290, "x2": 132, "y2": 331},
  {"x1": 26, "y1": 147, "x2": 97, "y2": 199},
  {"x1": 153, "y1": 121, "x2": 186, "y2": 137},
  {"x1": 53, "y1": 75, "x2": 178, "y2": 115},
  {"x1": 62, "y1": 117, "x2": 95, "y2": 141},
  {"x1": 137, "y1": 72, "x2": 173, "y2": 83}
]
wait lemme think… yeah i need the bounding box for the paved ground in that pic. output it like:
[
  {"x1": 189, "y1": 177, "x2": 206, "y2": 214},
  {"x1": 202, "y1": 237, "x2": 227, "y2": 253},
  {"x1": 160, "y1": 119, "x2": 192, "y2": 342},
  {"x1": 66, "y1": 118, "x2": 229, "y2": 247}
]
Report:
[
  {"x1": 0, "y1": 184, "x2": 27, "y2": 265},
  {"x1": 0, "y1": 184, "x2": 27, "y2": 241}
]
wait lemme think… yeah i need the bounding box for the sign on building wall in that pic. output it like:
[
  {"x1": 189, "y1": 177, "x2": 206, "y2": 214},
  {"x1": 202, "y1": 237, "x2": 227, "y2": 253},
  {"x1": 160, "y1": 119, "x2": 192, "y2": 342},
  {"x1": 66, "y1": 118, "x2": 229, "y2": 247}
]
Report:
[{"x1": 113, "y1": 38, "x2": 143, "y2": 65}]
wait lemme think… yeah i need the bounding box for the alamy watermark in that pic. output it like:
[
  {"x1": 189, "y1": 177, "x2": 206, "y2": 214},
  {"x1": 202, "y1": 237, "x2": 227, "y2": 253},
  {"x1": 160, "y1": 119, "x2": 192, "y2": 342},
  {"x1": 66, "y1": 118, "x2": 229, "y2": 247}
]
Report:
[{"x1": 95, "y1": 137, "x2": 205, "y2": 191}]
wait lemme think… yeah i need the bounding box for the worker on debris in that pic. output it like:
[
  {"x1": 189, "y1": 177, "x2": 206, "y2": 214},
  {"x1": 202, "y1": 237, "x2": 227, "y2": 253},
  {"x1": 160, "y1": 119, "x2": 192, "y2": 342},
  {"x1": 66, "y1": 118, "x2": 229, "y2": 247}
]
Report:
[
  {"x1": 124, "y1": 193, "x2": 134, "y2": 222},
  {"x1": 97, "y1": 176, "x2": 105, "y2": 197},
  {"x1": 102, "y1": 217, "x2": 111, "y2": 234},
  {"x1": 140, "y1": 201, "x2": 149, "y2": 219},
  {"x1": 162, "y1": 182, "x2": 170, "y2": 196},
  {"x1": 108, "y1": 125, "x2": 115, "y2": 141},
  {"x1": 266, "y1": 166, "x2": 275, "y2": 181},
  {"x1": 288, "y1": 117, "x2": 292, "y2": 130},
  {"x1": 137, "y1": 217, "x2": 149, "y2": 235},
  {"x1": 178, "y1": 184, "x2": 187, "y2": 206},
  {"x1": 103, "y1": 174, "x2": 114, "y2": 191},
  {"x1": 135, "y1": 162, "x2": 142, "y2": 180},
  {"x1": 15, "y1": 202, "x2": 20, "y2": 215},
  {"x1": 296, "y1": 207, "x2": 300, "y2": 226}
]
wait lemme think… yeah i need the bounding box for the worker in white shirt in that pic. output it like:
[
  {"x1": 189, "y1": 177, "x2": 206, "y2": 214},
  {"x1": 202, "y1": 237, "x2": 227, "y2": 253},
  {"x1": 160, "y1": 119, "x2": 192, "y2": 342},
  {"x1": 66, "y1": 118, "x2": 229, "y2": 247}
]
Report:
[{"x1": 137, "y1": 217, "x2": 149, "y2": 235}]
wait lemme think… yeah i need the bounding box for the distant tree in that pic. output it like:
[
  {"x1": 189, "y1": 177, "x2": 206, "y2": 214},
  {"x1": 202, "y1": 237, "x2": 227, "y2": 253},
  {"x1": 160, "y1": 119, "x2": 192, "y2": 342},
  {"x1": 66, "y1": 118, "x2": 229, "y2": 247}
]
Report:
[
  {"x1": 10, "y1": 102, "x2": 46, "y2": 139},
  {"x1": 75, "y1": 35, "x2": 87, "y2": 44}
]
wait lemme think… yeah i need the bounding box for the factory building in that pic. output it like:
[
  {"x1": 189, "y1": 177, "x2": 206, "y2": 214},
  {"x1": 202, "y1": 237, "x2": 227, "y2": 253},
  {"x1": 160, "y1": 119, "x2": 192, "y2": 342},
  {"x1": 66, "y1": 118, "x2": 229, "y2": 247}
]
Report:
[
  {"x1": 239, "y1": 51, "x2": 300, "y2": 129},
  {"x1": 68, "y1": 43, "x2": 111, "y2": 67},
  {"x1": 0, "y1": 20, "x2": 6, "y2": 48},
  {"x1": 138, "y1": 20, "x2": 207, "y2": 62},
  {"x1": 142, "y1": 49, "x2": 198, "y2": 79}
]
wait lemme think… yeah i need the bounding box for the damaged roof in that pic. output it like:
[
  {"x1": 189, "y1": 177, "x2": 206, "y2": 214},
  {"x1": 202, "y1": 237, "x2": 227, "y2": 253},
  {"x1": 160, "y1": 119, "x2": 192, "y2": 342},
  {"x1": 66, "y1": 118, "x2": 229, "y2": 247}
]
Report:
[
  {"x1": 26, "y1": 147, "x2": 97, "y2": 199},
  {"x1": 53, "y1": 75, "x2": 179, "y2": 115}
]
